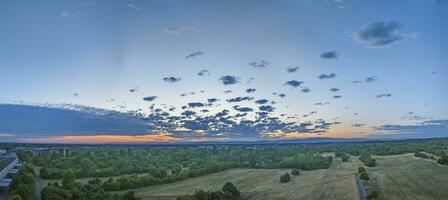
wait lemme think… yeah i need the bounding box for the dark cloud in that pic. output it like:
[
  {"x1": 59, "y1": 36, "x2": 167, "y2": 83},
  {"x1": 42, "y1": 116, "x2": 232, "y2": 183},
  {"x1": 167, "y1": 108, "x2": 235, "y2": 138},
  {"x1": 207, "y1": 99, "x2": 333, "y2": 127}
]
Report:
[
  {"x1": 226, "y1": 96, "x2": 254, "y2": 103},
  {"x1": 315, "y1": 102, "x2": 329, "y2": 106},
  {"x1": 355, "y1": 21, "x2": 411, "y2": 48},
  {"x1": 284, "y1": 80, "x2": 304, "y2": 87},
  {"x1": 181, "y1": 110, "x2": 196, "y2": 117},
  {"x1": 197, "y1": 69, "x2": 210, "y2": 76},
  {"x1": 320, "y1": 51, "x2": 338, "y2": 59},
  {"x1": 374, "y1": 120, "x2": 448, "y2": 138},
  {"x1": 188, "y1": 102, "x2": 205, "y2": 108},
  {"x1": 376, "y1": 93, "x2": 392, "y2": 98},
  {"x1": 246, "y1": 88, "x2": 256, "y2": 93},
  {"x1": 219, "y1": 75, "x2": 239, "y2": 85},
  {"x1": 163, "y1": 77, "x2": 181, "y2": 83},
  {"x1": 318, "y1": 73, "x2": 336, "y2": 79},
  {"x1": 233, "y1": 106, "x2": 253, "y2": 112},
  {"x1": 255, "y1": 99, "x2": 269, "y2": 104},
  {"x1": 273, "y1": 93, "x2": 286, "y2": 98},
  {"x1": 186, "y1": 51, "x2": 204, "y2": 59},
  {"x1": 259, "y1": 105, "x2": 275, "y2": 112},
  {"x1": 249, "y1": 60, "x2": 270, "y2": 68},
  {"x1": 129, "y1": 87, "x2": 138, "y2": 93},
  {"x1": 143, "y1": 96, "x2": 158, "y2": 102},
  {"x1": 301, "y1": 87, "x2": 311, "y2": 93},
  {"x1": 223, "y1": 90, "x2": 233, "y2": 94},
  {"x1": 365, "y1": 76, "x2": 377, "y2": 82},
  {"x1": 333, "y1": 95, "x2": 342, "y2": 99},
  {"x1": 286, "y1": 66, "x2": 299, "y2": 73},
  {"x1": 330, "y1": 88, "x2": 339, "y2": 92},
  {"x1": 207, "y1": 98, "x2": 218, "y2": 103},
  {"x1": 352, "y1": 123, "x2": 366, "y2": 127}
]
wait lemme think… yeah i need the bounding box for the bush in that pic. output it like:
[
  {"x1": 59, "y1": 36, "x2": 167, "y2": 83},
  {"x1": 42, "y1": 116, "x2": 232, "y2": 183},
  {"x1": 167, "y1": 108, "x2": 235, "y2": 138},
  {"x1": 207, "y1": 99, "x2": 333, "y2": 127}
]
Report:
[
  {"x1": 359, "y1": 154, "x2": 376, "y2": 167},
  {"x1": 359, "y1": 172, "x2": 370, "y2": 181},
  {"x1": 341, "y1": 154, "x2": 350, "y2": 162},
  {"x1": 222, "y1": 182, "x2": 240, "y2": 197},
  {"x1": 367, "y1": 191, "x2": 379, "y2": 199},
  {"x1": 291, "y1": 169, "x2": 300, "y2": 176},
  {"x1": 280, "y1": 173, "x2": 291, "y2": 183},
  {"x1": 358, "y1": 166, "x2": 366, "y2": 173}
]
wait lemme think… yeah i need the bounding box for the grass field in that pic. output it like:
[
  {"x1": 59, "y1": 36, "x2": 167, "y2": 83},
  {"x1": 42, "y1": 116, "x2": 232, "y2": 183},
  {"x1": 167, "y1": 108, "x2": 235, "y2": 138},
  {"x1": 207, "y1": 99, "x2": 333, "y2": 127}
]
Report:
[
  {"x1": 368, "y1": 153, "x2": 448, "y2": 200},
  {"x1": 125, "y1": 156, "x2": 362, "y2": 200}
]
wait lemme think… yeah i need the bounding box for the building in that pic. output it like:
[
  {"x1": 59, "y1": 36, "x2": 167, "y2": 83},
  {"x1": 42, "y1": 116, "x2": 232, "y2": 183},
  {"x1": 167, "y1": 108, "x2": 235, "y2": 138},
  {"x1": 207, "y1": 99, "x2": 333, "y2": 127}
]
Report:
[{"x1": 0, "y1": 152, "x2": 21, "y2": 189}]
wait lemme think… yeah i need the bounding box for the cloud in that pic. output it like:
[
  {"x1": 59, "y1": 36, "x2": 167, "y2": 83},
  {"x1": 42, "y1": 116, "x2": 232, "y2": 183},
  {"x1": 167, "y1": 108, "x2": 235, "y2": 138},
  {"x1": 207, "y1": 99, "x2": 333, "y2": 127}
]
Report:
[
  {"x1": 163, "y1": 77, "x2": 181, "y2": 83},
  {"x1": 320, "y1": 51, "x2": 338, "y2": 59},
  {"x1": 186, "y1": 51, "x2": 204, "y2": 59},
  {"x1": 249, "y1": 60, "x2": 270, "y2": 68},
  {"x1": 226, "y1": 96, "x2": 254, "y2": 103},
  {"x1": 352, "y1": 123, "x2": 366, "y2": 127},
  {"x1": 315, "y1": 102, "x2": 329, "y2": 106},
  {"x1": 374, "y1": 120, "x2": 448, "y2": 138},
  {"x1": 0, "y1": 104, "x2": 150, "y2": 136},
  {"x1": 233, "y1": 106, "x2": 253, "y2": 112},
  {"x1": 143, "y1": 96, "x2": 158, "y2": 102},
  {"x1": 301, "y1": 87, "x2": 311, "y2": 93},
  {"x1": 376, "y1": 93, "x2": 392, "y2": 98},
  {"x1": 219, "y1": 76, "x2": 239, "y2": 85},
  {"x1": 355, "y1": 21, "x2": 413, "y2": 48},
  {"x1": 318, "y1": 73, "x2": 336, "y2": 79},
  {"x1": 365, "y1": 76, "x2": 377, "y2": 82},
  {"x1": 128, "y1": 3, "x2": 141, "y2": 10},
  {"x1": 188, "y1": 102, "x2": 206, "y2": 108},
  {"x1": 73, "y1": 93, "x2": 79, "y2": 98},
  {"x1": 164, "y1": 23, "x2": 199, "y2": 35},
  {"x1": 284, "y1": 80, "x2": 304, "y2": 87},
  {"x1": 61, "y1": 9, "x2": 86, "y2": 18},
  {"x1": 329, "y1": 88, "x2": 339, "y2": 92},
  {"x1": 246, "y1": 88, "x2": 256, "y2": 93},
  {"x1": 273, "y1": 93, "x2": 286, "y2": 98},
  {"x1": 207, "y1": 98, "x2": 218, "y2": 104},
  {"x1": 255, "y1": 99, "x2": 269, "y2": 104},
  {"x1": 333, "y1": 95, "x2": 342, "y2": 99},
  {"x1": 198, "y1": 69, "x2": 210, "y2": 76},
  {"x1": 259, "y1": 105, "x2": 275, "y2": 112},
  {"x1": 286, "y1": 66, "x2": 299, "y2": 73}
]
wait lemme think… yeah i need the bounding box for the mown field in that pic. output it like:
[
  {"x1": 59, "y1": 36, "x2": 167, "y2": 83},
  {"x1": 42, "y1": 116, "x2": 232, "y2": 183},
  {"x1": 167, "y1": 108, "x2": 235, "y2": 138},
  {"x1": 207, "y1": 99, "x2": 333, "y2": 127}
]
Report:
[
  {"x1": 124, "y1": 156, "x2": 362, "y2": 200},
  {"x1": 368, "y1": 153, "x2": 448, "y2": 200}
]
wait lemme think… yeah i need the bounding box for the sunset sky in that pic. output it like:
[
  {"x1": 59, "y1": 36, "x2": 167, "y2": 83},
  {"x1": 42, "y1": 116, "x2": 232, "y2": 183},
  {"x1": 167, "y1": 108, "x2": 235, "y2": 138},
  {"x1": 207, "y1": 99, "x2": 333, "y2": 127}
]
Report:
[{"x1": 0, "y1": 0, "x2": 447, "y2": 143}]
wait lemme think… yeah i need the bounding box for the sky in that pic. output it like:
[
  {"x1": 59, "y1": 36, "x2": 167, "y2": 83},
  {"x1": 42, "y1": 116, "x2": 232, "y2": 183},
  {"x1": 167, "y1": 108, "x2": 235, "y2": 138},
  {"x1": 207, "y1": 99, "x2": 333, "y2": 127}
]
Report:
[{"x1": 0, "y1": 0, "x2": 447, "y2": 143}]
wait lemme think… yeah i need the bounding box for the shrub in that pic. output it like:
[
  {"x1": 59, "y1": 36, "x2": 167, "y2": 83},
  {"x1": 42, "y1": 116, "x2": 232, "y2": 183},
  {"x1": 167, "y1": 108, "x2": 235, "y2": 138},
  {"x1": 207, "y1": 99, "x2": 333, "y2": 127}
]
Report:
[
  {"x1": 359, "y1": 172, "x2": 370, "y2": 181},
  {"x1": 291, "y1": 169, "x2": 300, "y2": 176},
  {"x1": 358, "y1": 166, "x2": 366, "y2": 173},
  {"x1": 280, "y1": 173, "x2": 291, "y2": 183},
  {"x1": 367, "y1": 191, "x2": 379, "y2": 199}
]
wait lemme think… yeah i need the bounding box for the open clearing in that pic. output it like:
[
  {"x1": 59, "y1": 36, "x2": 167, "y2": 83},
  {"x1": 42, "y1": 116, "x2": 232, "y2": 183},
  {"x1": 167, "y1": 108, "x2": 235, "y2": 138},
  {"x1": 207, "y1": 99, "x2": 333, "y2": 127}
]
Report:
[
  {"x1": 369, "y1": 153, "x2": 448, "y2": 200},
  {"x1": 126, "y1": 157, "x2": 362, "y2": 200}
]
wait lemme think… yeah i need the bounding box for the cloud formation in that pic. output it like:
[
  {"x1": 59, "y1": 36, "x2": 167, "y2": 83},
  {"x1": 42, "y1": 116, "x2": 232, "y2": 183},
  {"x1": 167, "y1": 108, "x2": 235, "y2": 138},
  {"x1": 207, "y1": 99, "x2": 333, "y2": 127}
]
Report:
[
  {"x1": 286, "y1": 66, "x2": 299, "y2": 73},
  {"x1": 355, "y1": 21, "x2": 412, "y2": 48},
  {"x1": 219, "y1": 75, "x2": 239, "y2": 85},
  {"x1": 320, "y1": 51, "x2": 338, "y2": 59},
  {"x1": 284, "y1": 80, "x2": 304, "y2": 87},
  {"x1": 163, "y1": 77, "x2": 181, "y2": 83},
  {"x1": 318, "y1": 73, "x2": 336, "y2": 79},
  {"x1": 143, "y1": 96, "x2": 158, "y2": 102}
]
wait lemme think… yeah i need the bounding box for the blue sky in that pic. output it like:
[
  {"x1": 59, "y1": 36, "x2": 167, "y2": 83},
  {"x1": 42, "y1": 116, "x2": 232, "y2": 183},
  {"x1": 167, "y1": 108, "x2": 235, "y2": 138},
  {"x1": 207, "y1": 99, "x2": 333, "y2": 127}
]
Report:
[{"x1": 0, "y1": 0, "x2": 447, "y2": 143}]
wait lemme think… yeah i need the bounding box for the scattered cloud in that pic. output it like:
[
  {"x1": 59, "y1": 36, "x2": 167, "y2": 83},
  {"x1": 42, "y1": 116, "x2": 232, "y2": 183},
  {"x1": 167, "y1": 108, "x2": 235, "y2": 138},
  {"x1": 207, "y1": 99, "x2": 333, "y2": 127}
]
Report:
[
  {"x1": 354, "y1": 21, "x2": 414, "y2": 48},
  {"x1": 198, "y1": 69, "x2": 210, "y2": 76},
  {"x1": 320, "y1": 51, "x2": 338, "y2": 59},
  {"x1": 186, "y1": 51, "x2": 204, "y2": 59},
  {"x1": 61, "y1": 9, "x2": 86, "y2": 18},
  {"x1": 374, "y1": 120, "x2": 448, "y2": 138},
  {"x1": 249, "y1": 60, "x2": 270, "y2": 68},
  {"x1": 284, "y1": 80, "x2": 304, "y2": 87},
  {"x1": 226, "y1": 96, "x2": 254, "y2": 103},
  {"x1": 318, "y1": 73, "x2": 336, "y2": 79},
  {"x1": 329, "y1": 88, "x2": 339, "y2": 92},
  {"x1": 143, "y1": 96, "x2": 158, "y2": 102},
  {"x1": 255, "y1": 99, "x2": 269, "y2": 104},
  {"x1": 219, "y1": 75, "x2": 239, "y2": 85},
  {"x1": 128, "y1": 3, "x2": 141, "y2": 11},
  {"x1": 164, "y1": 23, "x2": 199, "y2": 35},
  {"x1": 376, "y1": 93, "x2": 392, "y2": 98},
  {"x1": 163, "y1": 77, "x2": 181, "y2": 83},
  {"x1": 286, "y1": 66, "x2": 299, "y2": 73},
  {"x1": 246, "y1": 88, "x2": 256, "y2": 93}
]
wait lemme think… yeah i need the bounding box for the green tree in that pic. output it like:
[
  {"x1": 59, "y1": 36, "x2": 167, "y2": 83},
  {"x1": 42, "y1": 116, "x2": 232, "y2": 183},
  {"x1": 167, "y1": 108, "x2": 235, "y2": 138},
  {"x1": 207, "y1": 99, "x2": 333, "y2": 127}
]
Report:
[
  {"x1": 222, "y1": 182, "x2": 240, "y2": 197},
  {"x1": 367, "y1": 191, "x2": 379, "y2": 199},
  {"x1": 291, "y1": 169, "x2": 300, "y2": 176},
  {"x1": 9, "y1": 194, "x2": 23, "y2": 200},
  {"x1": 61, "y1": 170, "x2": 75, "y2": 188}
]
